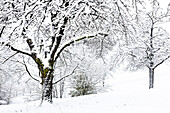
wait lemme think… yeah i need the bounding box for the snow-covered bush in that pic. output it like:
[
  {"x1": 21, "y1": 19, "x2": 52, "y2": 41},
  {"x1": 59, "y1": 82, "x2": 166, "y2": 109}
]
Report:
[{"x1": 69, "y1": 73, "x2": 97, "y2": 97}]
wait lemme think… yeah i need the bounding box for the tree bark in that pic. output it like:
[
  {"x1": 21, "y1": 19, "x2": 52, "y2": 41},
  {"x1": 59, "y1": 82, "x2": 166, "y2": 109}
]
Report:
[
  {"x1": 42, "y1": 69, "x2": 54, "y2": 103},
  {"x1": 149, "y1": 67, "x2": 154, "y2": 89},
  {"x1": 59, "y1": 79, "x2": 65, "y2": 98}
]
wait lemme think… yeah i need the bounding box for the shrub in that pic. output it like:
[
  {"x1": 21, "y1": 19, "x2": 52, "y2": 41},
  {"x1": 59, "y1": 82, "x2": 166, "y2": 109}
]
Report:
[{"x1": 70, "y1": 73, "x2": 96, "y2": 97}]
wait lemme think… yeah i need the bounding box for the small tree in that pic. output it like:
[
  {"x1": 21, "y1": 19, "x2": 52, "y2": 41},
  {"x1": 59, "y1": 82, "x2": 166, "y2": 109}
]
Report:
[
  {"x1": 122, "y1": 1, "x2": 170, "y2": 88},
  {"x1": 70, "y1": 72, "x2": 96, "y2": 97}
]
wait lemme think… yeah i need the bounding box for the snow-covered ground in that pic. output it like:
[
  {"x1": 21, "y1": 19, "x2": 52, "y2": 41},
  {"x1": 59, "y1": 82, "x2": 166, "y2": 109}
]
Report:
[{"x1": 1, "y1": 64, "x2": 170, "y2": 113}]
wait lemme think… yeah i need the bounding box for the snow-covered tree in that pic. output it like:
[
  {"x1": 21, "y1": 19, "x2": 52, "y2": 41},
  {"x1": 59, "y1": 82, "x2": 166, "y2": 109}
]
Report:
[
  {"x1": 0, "y1": 0, "x2": 113, "y2": 103},
  {"x1": 0, "y1": 0, "x2": 141, "y2": 103},
  {"x1": 123, "y1": 1, "x2": 170, "y2": 88}
]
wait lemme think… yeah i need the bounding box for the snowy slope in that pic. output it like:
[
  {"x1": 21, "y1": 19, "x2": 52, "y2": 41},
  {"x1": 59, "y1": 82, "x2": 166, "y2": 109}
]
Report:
[{"x1": 0, "y1": 64, "x2": 170, "y2": 113}]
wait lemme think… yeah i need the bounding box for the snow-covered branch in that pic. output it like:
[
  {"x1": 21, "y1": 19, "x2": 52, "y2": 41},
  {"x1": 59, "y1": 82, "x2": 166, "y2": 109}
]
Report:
[
  {"x1": 54, "y1": 33, "x2": 108, "y2": 62},
  {"x1": 8, "y1": 45, "x2": 32, "y2": 58}
]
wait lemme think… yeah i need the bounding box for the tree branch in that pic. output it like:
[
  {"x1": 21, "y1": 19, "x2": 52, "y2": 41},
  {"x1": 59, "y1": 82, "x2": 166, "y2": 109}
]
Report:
[
  {"x1": 53, "y1": 65, "x2": 78, "y2": 84},
  {"x1": 0, "y1": 17, "x2": 8, "y2": 38},
  {"x1": 154, "y1": 55, "x2": 170, "y2": 69},
  {"x1": 0, "y1": 26, "x2": 6, "y2": 38},
  {"x1": 23, "y1": 60, "x2": 40, "y2": 82},
  {"x1": 50, "y1": 16, "x2": 69, "y2": 60},
  {"x1": 54, "y1": 33, "x2": 108, "y2": 62},
  {"x1": 2, "y1": 52, "x2": 18, "y2": 64},
  {"x1": 9, "y1": 45, "x2": 32, "y2": 57},
  {"x1": 8, "y1": 45, "x2": 39, "y2": 67}
]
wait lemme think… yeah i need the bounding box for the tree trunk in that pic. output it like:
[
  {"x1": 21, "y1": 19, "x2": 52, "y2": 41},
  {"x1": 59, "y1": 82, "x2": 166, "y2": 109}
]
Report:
[
  {"x1": 42, "y1": 70, "x2": 54, "y2": 103},
  {"x1": 59, "y1": 79, "x2": 65, "y2": 98},
  {"x1": 149, "y1": 68, "x2": 154, "y2": 89}
]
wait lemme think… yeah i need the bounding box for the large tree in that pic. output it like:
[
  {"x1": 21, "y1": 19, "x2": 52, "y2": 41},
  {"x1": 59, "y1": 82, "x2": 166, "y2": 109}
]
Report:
[
  {"x1": 0, "y1": 0, "x2": 138, "y2": 103},
  {"x1": 0, "y1": 0, "x2": 112, "y2": 103}
]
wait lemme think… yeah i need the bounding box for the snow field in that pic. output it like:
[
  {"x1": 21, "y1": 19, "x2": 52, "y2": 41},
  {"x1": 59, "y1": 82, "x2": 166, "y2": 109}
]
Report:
[{"x1": 0, "y1": 64, "x2": 170, "y2": 113}]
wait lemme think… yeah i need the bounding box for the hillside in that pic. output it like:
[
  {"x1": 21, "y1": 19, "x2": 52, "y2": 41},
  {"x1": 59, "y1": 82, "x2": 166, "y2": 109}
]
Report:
[{"x1": 0, "y1": 64, "x2": 170, "y2": 113}]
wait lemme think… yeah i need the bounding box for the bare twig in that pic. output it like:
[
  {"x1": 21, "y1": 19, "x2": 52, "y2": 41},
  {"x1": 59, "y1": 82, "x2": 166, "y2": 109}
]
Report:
[
  {"x1": 53, "y1": 65, "x2": 79, "y2": 84},
  {"x1": 154, "y1": 55, "x2": 170, "y2": 69},
  {"x1": 2, "y1": 52, "x2": 18, "y2": 64}
]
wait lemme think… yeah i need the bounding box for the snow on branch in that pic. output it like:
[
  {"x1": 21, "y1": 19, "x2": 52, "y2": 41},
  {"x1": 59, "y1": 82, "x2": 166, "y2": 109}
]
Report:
[
  {"x1": 8, "y1": 45, "x2": 32, "y2": 57},
  {"x1": 54, "y1": 32, "x2": 108, "y2": 62}
]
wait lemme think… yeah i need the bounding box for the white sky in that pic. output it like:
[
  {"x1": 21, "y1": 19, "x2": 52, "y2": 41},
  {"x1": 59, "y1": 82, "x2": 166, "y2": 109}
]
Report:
[{"x1": 158, "y1": 0, "x2": 170, "y2": 8}]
